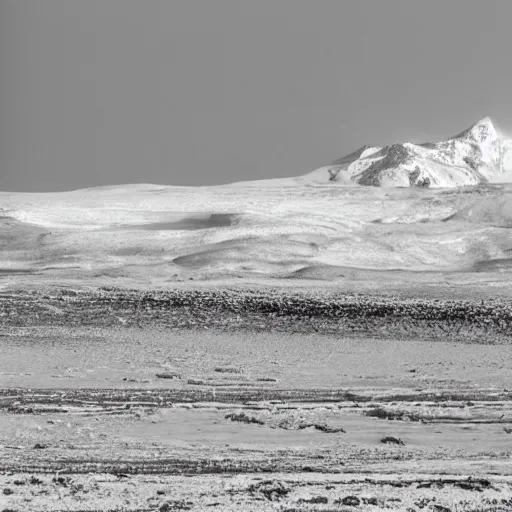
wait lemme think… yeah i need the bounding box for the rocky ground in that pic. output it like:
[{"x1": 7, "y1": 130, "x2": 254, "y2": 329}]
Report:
[
  {"x1": 1, "y1": 286, "x2": 512, "y2": 342},
  {"x1": 1, "y1": 287, "x2": 512, "y2": 511}
]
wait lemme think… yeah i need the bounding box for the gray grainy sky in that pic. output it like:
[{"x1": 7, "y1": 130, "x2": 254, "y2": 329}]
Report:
[{"x1": 1, "y1": 0, "x2": 512, "y2": 192}]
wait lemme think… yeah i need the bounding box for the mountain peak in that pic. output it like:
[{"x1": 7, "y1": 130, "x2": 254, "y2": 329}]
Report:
[
  {"x1": 454, "y1": 116, "x2": 498, "y2": 143},
  {"x1": 472, "y1": 116, "x2": 494, "y2": 128},
  {"x1": 306, "y1": 117, "x2": 512, "y2": 188}
]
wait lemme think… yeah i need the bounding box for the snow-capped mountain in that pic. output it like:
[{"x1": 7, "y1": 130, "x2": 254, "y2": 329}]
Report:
[
  {"x1": 2, "y1": 115, "x2": 512, "y2": 281},
  {"x1": 306, "y1": 117, "x2": 512, "y2": 188}
]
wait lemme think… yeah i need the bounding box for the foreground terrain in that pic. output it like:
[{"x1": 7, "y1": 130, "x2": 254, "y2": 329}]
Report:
[
  {"x1": 1, "y1": 167, "x2": 512, "y2": 510},
  {"x1": 1, "y1": 286, "x2": 512, "y2": 511}
]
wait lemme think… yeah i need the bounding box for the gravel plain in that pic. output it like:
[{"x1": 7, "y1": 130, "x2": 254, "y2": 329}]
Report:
[{"x1": 0, "y1": 285, "x2": 512, "y2": 511}]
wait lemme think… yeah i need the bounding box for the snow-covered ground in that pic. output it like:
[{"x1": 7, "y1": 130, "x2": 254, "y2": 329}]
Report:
[{"x1": 1, "y1": 181, "x2": 511, "y2": 280}]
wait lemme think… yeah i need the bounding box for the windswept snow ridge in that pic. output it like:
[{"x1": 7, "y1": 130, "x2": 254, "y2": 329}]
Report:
[{"x1": 306, "y1": 117, "x2": 512, "y2": 188}]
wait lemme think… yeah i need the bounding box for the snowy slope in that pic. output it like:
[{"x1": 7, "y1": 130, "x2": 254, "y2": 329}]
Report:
[
  {"x1": 305, "y1": 117, "x2": 512, "y2": 188},
  {"x1": 1, "y1": 180, "x2": 512, "y2": 281}
]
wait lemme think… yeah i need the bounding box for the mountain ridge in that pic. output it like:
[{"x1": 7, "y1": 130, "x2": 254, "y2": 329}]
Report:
[{"x1": 306, "y1": 117, "x2": 512, "y2": 188}]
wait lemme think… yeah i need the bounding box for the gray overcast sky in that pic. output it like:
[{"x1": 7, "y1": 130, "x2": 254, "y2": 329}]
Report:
[{"x1": 1, "y1": 0, "x2": 512, "y2": 192}]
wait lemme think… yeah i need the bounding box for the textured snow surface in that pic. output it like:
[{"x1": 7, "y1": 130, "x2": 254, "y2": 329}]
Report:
[{"x1": 1, "y1": 181, "x2": 512, "y2": 279}]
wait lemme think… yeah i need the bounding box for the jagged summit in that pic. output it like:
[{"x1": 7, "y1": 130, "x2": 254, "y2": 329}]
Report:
[
  {"x1": 306, "y1": 117, "x2": 512, "y2": 188},
  {"x1": 452, "y1": 116, "x2": 498, "y2": 143}
]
